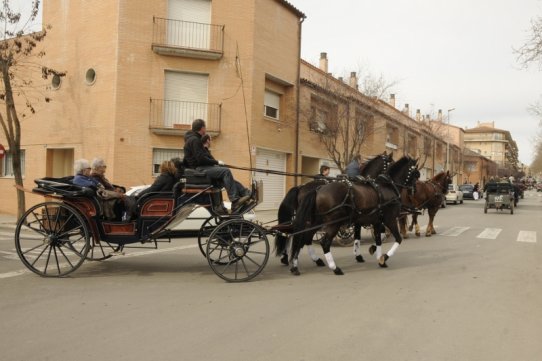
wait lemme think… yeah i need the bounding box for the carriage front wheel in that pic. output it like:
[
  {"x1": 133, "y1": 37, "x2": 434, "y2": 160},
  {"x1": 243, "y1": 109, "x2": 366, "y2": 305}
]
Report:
[
  {"x1": 15, "y1": 202, "x2": 90, "y2": 277},
  {"x1": 206, "y1": 219, "x2": 269, "y2": 282}
]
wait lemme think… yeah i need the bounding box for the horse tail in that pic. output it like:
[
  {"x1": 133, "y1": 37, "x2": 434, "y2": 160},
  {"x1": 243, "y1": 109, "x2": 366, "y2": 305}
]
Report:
[
  {"x1": 275, "y1": 186, "x2": 299, "y2": 256},
  {"x1": 293, "y1": 189, "x2": 318, "y2": 245}
]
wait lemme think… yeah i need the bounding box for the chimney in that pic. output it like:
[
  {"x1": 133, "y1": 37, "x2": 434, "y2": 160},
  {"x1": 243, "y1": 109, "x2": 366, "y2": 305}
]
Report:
[
  {"x1": 349, "y1": 71, "x2": 358, "y2": 89},
  {"x1": 338, "y1": 76, "x2": 343, "y2": 82},
  {"x1": 390, "y1": 94, "x2": 396, "y2": 108},
  {"x1": 319, "y1": 52, "x2": 328, "y2": 73},
  {"x1": 416, "y1": 109, "x2": 421, "y2": 121},
  {"x1": 403, "y1": 103, "x2": 410, "y2": 116},
  {"x1": 438, "y1": 109, "x2": 443, "y2": 122}
]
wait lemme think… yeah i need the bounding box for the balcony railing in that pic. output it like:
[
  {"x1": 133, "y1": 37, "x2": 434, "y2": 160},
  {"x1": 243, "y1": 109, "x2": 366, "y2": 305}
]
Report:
[
  {"x1": 150, "y1": 99, "x2": 221, "y2": 135},
  {"x1": 152, "y1": 17, "x2": 224, "y2": 59}
]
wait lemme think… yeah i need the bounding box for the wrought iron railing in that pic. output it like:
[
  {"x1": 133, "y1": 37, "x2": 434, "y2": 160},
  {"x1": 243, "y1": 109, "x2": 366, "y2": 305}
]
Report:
[
  {"x1": 149, "y1": 99, "x2": 221, "y2": 133},
  {"x1": 152, "y1": 17, "x2": 224, "y2": 54}
]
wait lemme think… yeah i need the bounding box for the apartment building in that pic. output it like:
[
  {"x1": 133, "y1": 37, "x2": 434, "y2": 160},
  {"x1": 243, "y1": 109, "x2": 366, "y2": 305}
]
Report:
[
  {"x1": 462, "y1": 148, "x2": 498, "y2": 186},
  {"x1": 0, "y1": 0, "x2": 306, "y2": 213},
  {"x1": 464, "y1": 121, "x2": 519, "y2": 177}
]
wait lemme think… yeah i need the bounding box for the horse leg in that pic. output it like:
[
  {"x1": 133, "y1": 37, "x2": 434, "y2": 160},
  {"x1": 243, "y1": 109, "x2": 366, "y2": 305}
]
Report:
[
  {"x1": 280, "y1": 237, "x2": 290, "y2": 265},
  {"x1": 289, "y1": 236, "x2": 305, "y2": 276},
  {"x1": 427, "y1": 207, "x2": 438, "y2": 236},
  {"x1": 398, "y1": 215, "x2": 409, "y2": 239},
  {"x1": 307, "y1": 244, "x2": 325, "y2": 266},
  {"x1": 368, "y1": 224, "x2": 383, "y2": 264},
  {"x1": 352, "y1": 223, "x2": 365, "y2": 263},
  {"x1": 380, "y1": 219, "x2": 404, "y2": 267},
  {"x1": 412, "y1": 214, "x2": 421, "y2": 237},
  {"x1": 408, "y1": 214, "x2": 414, "y2": 232},
  {"x1": 320, "y1": 225, "x2": 344, "y2": 275}
]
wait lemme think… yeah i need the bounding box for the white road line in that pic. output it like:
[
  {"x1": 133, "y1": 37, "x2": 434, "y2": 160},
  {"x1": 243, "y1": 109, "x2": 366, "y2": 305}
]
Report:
[
  {"x1": 516, "y1": 231, "x2": 537, "y2": 243},
  {"x1": 440, "y1": 226, "x2": 470, "y2": 237},
  {"x1": 0, "y1": 243, "x2": 198, "y2": 280},
  {"x1": 476, "y1": 228, "x2": 502, "y2": 239}
]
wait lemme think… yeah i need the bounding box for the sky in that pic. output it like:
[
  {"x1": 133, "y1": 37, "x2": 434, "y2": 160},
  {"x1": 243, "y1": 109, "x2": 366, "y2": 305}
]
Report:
[{"x1": 288, "y1": 0, "x2": 542, "y2": 165}]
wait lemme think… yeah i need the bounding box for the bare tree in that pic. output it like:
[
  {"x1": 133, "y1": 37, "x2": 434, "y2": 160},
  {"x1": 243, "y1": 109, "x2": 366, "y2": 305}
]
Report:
[
  {"x1": 516, "y1": 16, "x2": 542, "y2": 69},
  {"x1": 0, "y1": 0, "x2": 65, "y2": 217}
]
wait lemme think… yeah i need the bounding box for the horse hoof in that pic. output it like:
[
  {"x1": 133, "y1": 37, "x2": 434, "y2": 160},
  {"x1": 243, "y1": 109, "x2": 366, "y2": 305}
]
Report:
[
  {"x1": 408, "y1": 226, "x2": 413, "y2": 232},
  {"x1": 355, "y1": 255, "x2": 365, "y2": 263},
  {"x1": 425, "y1": 233, "x2": 432, "y2": 237},
  {"x1": 333, "y1": 267, "x2": 344, "y2": 275},
  {"x1": 415, "y1": 232, "x2": 421, "y2": 237},
  {"x1": 403, "y1": 234, "x2": 409, "y2": 239},
  {"x1": 431, "y1": 230, "x2": 437, "y2": 235},
  {"x1": 280, "y1": 254, "x2": 289, "y2": 266},
  {"x1": 368, "y1": 245, "x2": 376, "y2": 255},
  {"x1": 378, "y1": 255, "x2": 389, "y2": 268},
  {"x1": 315, "y1": 258, "x2": 325, "y2": 267},
  {"x1": 290, "y1": 267, "x2": 300, "y2": 276}
]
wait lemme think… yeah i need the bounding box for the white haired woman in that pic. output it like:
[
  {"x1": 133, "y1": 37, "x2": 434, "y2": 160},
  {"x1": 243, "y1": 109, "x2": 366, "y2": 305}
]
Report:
[
  {"x1": 73, "y1": 159, "x2": 101, "y2": 188},
  {"x1": 90, "y1": 157, "x2": 125, "y2": 193}
]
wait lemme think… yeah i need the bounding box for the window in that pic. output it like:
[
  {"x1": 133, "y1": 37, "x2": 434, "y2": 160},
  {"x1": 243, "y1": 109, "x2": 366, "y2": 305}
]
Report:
[
  {"x1": 310, "y1": 107, "x2": 328, "y2": 133},
  {"x1": 1, "y1": 149, "x2": 25, "y2": 177},
  {"x1": 168, "y1": 0, "x2": 211, "y2": 49},
  {"x1": 152, "y1": 148, "x2": 183, "y2": 175},
  {"x1": 164, "y1": 71, "x2": 209, "y2": 127},
  {"x1": 264, "y1": 90, "x2": 280, "y2": 120}
]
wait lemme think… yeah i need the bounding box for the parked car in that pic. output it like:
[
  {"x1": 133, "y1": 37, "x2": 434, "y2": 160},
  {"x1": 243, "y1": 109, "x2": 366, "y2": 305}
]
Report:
[
  {"x1": 126, "y1": 185, "x2": 256, "y2": 236},
  {"x1": 537, "y1": 183, "x2": 542, "y2": 192},
  {"x1": 459, "y1": 184, "x2": 475, "y2": 199},
  {"x1": 445, "y1": 184, "x2": 464, "y2": 204}
]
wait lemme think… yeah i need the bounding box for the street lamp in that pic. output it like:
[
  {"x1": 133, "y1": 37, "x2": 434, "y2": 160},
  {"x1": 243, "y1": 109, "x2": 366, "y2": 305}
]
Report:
[{"x1": 445, "y1": 108, "x2": 455, "y2": 173}]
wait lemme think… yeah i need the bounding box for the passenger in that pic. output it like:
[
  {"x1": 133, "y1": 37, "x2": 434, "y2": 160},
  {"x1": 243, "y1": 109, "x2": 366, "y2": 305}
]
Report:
[
  {"x1": 315, "y1": 165, "x2": 330, "y2": 179},
  {"x1": 183, "y1": 119, "x2": 250, "y2": 212},
  {"x1": 73, "y1": 159, "x2": 102, "y2": 188},
  {"x1": 345, "y1": 155, "x2": 362, "y2": 178},
  {"x1": 137, "y1": 160, "x2": 177, "y2": 198},
  {"x1": 90, "y1": 158, "x2": 124, "y2": 192}
]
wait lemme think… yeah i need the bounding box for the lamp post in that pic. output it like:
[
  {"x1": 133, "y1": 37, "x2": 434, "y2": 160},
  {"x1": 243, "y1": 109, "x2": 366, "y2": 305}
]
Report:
[{"x1": 445, "y1": 108, "x2": 455, "y2": 173}]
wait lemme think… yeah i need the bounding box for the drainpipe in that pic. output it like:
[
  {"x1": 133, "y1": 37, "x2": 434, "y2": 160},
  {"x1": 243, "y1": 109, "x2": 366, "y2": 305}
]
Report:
[{"x1": 294, "y1": 15, "x2": 305, "y2": 186}]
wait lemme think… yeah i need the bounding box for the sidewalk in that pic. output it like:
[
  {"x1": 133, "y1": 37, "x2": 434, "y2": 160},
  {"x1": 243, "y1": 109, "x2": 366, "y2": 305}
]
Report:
[
  {"x1": 0, "y1": 213, "x2": 16, "y2": 225},
  {"x1": 253, "y1": 209, "x2": 278, "y2": 225}
]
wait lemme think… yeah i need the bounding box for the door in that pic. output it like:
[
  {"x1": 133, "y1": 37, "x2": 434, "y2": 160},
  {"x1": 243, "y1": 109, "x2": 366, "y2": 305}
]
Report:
[
  {"x1": 254, "y1": 149, "x2": 286, "y2": 210},
  {"x1": 46, "y1": 149, "x2": 74, "y2": 178}
]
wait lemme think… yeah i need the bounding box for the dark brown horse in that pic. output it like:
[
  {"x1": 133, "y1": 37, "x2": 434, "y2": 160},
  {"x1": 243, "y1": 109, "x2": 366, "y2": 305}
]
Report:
[
  {"x1": 275, "y1": 151, "x2": 394, "y2": 266},
  {"x1": 288, "y1": 156, "x2": 419, "y2": 276},
  {"x1": 399, "y1": 171, "x2": 452, "y2": 237}
]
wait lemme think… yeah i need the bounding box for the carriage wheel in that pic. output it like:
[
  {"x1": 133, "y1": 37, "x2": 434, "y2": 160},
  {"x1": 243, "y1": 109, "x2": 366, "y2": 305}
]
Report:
[
  {"x1": 206, "y1": 219, "x2": 269, "y2": 282},
  {"x1": 334, "y1": 225, "x2": 354, "y2": 247},
  {"x1": 15, "y1": 202, "x2": 90, "y2": 277},
  {"x1": 197, "y1": 216, "x2": 221, "y2": 259},
  {"x1": 86, "y1": 236, "x2": 121, "y2": 261}
]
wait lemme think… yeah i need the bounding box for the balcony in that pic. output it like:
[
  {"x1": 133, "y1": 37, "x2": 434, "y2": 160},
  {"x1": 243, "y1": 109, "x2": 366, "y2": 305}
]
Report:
[
  {"x1": 149, "y1": 99, "x2": 221, "y2": 135},
  {"x1": 152, "y1": 17, "x2": 224, "y2": 59}
]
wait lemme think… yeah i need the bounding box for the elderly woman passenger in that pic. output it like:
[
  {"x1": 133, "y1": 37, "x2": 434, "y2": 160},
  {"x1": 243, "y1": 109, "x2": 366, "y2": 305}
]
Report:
[
  {"x1": 90, "y1": 157, "x2": 124, "y2": 193},
  {"x1": 73, "y1": 159, "x2": 101, "y2": 188}
]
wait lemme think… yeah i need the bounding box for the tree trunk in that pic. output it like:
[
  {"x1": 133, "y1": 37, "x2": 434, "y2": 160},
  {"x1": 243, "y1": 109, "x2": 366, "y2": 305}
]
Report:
[{"x1": 12, "y1": 148, "x2": 25, "y2": 219}]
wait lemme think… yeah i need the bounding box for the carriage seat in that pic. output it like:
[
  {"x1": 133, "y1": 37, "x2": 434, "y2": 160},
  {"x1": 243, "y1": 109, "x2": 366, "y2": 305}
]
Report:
[
  {"x1": 182, "y1": 168, "x2": 221, "y2": 189},
  {"x1": 33, "y1": 177, "x2": 96, "y2": 198}
]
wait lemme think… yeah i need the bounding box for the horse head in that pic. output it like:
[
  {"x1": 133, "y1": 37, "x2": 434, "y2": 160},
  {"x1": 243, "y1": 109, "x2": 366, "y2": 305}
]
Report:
[
  {"x1": 433, "y1": 170, "x2": 453, "y2": 194},
  {"x1": 360, "y1": 151, "x2": 395, "y2": 179},
  {"x1": 387, "y1": 156, "x2": 420, "y2": 188}
]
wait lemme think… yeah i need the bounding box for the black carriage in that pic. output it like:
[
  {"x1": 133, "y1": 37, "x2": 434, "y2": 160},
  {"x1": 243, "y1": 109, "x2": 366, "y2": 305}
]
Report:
[
  {"x1": 14, "y1": 169, "x2": 269, "y2": 282},
  {"x1": 484, "y1": 182, "x2": 514, "y2": 214}
]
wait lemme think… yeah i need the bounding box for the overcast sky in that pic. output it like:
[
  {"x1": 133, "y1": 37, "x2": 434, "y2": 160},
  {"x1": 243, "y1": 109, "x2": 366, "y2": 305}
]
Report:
[{"x1": 289, "y1": 0, "x2": 542, "y2": 165}]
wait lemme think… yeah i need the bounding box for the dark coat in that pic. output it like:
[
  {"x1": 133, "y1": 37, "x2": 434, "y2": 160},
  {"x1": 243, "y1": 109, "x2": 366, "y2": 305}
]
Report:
[
  {"x1": 183, "y1": 131, "x2": 218, "y2": 168},
  {"x1": 138, "y1": 172, "x2": 176, "y2": 198},
  {"x1": 91, "y1": 173, "x2": 115, "y2": 190},
  {"x1": 345, "y1": 159, "x2": 361, "y2": 178}
]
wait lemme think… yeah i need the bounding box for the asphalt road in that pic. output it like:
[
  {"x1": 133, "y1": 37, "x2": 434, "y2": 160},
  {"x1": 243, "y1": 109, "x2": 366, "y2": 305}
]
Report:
[{"x1": 1, "y1": 191, "x2": 541, "y2": 361}]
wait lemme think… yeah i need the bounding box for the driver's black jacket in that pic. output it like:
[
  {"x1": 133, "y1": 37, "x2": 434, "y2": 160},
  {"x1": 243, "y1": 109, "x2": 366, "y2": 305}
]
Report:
[{"x1": 183, "y1": 131, "x2": 218, "y2": 168}]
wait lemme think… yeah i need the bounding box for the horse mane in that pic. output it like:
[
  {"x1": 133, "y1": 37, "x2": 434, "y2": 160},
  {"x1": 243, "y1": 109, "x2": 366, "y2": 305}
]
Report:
[
  {"x1": 387, "y1": 156, "x2": 413, "y2": 178},
  {"x1": 431, "y1": 171, "x2": 447, "y2": 182},
  {"x1": 360, "y1": 152, "x2": 393, "y2": 176}
]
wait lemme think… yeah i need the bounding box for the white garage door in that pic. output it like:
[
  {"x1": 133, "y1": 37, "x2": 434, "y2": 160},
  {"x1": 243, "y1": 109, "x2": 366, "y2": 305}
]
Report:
[{"x1": 255, "y1": 149, "x2": 286, "y2": 210}]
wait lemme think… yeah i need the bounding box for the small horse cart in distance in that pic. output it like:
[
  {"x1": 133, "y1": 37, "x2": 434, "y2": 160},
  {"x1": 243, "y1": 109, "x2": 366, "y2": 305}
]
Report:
[
  {"x1": 484, "y1": 182, "x2": 515, "y2": 214},
  {"x1": 14, "y1": 169, "x2": 269, "y2": 282}
]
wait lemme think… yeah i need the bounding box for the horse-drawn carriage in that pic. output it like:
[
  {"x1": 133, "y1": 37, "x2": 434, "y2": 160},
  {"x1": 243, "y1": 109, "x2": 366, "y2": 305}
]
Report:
[
  {"x1": 14, "y1": 170, "x2": 270, "y2": 282},
  {"x1": 484, "y1": 182, "x2": 515, "y2": 214}
]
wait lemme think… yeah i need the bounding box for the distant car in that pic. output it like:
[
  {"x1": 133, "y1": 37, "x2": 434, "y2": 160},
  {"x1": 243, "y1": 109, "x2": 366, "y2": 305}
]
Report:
[
  {"x1": 126, "y1": 185, "x2": 256, "y2": 236},
  {"x1": 537, "y1": 183, "x2": 542, "y2": 192},
  {"x1": 446, "y1": 184, "x2": 464, "y2": 204},
  {"x1": 459, "y1": 184, "x2": 475, "y2": 199}
]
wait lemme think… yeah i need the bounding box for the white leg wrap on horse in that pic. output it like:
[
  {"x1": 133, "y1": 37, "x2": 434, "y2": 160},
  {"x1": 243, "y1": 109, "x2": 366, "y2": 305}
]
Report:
[
  {"x1": 353, "y1": 239, "x2": 361, "y2": 256},
  {"x1": 387, "y1": 242, "x2": 400, "y2": 257},
  {"x1": 293, "y1": 258, "x2": 298, "y2": 267},
  {"x1": 324, "y1": 252, "x2": 336, "y2": 270},
  {"x1": 375, "y1": 246, "x2": 382, "y2": 260},
  {"x1": 307, "y1": 245, "x2": 319, "y2": 261}
]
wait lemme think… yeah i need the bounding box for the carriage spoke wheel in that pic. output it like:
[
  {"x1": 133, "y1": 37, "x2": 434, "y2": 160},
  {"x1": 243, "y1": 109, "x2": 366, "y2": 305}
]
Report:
[
  {"x1": 15, "y1": 202, "x2": 90, "y2": 277},
  {"x1": 206, "y1": 219, "x2": 269, "y2": 282},
  {"x1": 86, "y1": 236, "x2": 121, "y2": 261},
  {"x1": 197, "y1": 216, "x2": 221, "y2": 259}
]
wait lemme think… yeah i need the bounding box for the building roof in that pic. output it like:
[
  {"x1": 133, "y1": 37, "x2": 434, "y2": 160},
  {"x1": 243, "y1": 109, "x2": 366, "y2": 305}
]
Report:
[
  {"x1": 464, "y1": 125, "x2": 508, "y2": 134},
  {"x1": 275, "y1": 0, "x2": 306, "y2": 18}
]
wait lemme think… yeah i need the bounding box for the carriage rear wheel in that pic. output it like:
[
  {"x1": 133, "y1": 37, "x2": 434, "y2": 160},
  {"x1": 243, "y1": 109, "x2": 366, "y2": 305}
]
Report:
[
  {"x1": 15, "y1": 202, "x2": 90, "y2": 277},
  {"x1": 206, "y1": 219, "x2": 269, "y2": 282}
]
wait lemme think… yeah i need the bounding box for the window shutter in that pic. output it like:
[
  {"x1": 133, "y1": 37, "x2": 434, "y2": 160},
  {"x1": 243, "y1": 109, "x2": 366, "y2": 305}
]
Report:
[{"x1": 164, "y1": 71, "x2": 209, "y2": 126}]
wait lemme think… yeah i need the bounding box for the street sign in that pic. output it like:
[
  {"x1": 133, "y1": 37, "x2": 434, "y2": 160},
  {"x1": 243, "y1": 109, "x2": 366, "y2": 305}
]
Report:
[{"x1": 0, "y1": 144, "x2": 5, "y2": 159}]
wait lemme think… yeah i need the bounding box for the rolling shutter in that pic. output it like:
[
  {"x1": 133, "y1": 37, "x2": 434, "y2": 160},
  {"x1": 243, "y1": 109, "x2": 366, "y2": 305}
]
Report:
[
  {"x1": 167, "y1": 0, "x2": 211, "y2": 48},
  {"x1": 164, "y1": 71, "x2": 208, "y2": 126},
  {"x1": 254, "y1": 149, "x2": 286, "y2": 210}
]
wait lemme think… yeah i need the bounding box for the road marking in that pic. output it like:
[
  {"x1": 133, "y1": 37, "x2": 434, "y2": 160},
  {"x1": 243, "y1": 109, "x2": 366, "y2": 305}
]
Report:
[
  {"x1": 440, "y1": 227, "x2": 470, "y2": 237},
  {"x1": 516, "y1": 231, "x2": 537, "y2": 243},
  {"x1": 476, "y1": 228, "x2": 502, "y2": 239},
  {"x1": 0, "y1": 243, "x2": 198, "y2": 280}
]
